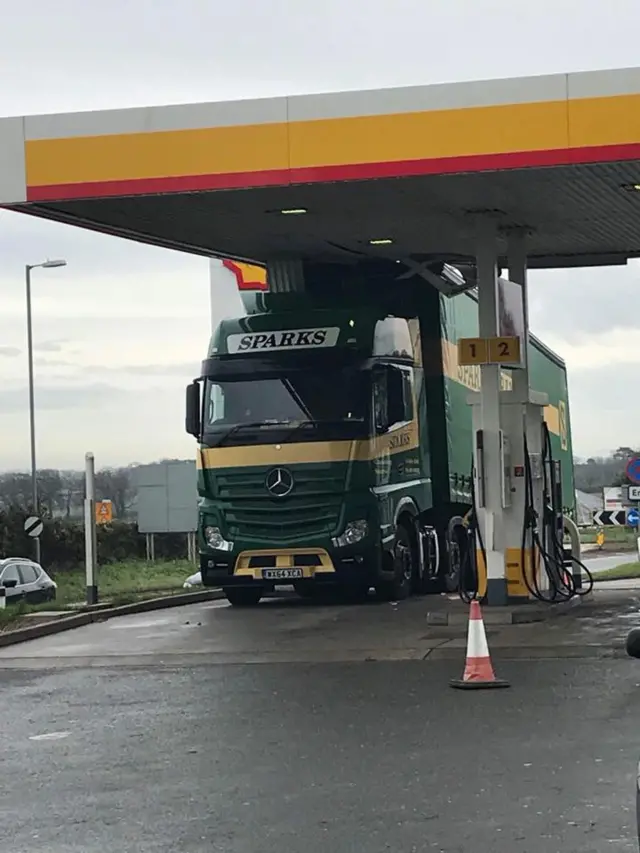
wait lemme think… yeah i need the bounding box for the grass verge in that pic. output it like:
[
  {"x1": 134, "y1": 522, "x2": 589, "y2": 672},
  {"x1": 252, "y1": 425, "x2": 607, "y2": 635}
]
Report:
[
  {"x1": 579, "y1": 526, "x2": 637, "y2": 551},
  {"x1": 593, "y1": 562, "x2": 640, "y2": 581},
  {"x1": 0, "y1": 559, "x2": 199, "y2": 632}
]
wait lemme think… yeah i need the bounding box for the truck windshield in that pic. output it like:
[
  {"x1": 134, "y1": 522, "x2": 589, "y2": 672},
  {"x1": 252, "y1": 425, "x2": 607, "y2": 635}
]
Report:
[{"x1": 203, "y1": 369, "x2": 369, "y2": 446}]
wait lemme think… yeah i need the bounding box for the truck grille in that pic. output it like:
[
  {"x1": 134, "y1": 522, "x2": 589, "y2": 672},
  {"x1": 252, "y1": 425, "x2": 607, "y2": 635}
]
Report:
[{"x1": 215, "y1": 466, "x2": 344, "y2": 542}]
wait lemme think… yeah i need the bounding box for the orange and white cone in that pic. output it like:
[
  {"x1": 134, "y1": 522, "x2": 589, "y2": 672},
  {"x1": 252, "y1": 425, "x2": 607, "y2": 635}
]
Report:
[{"x1": 450, "y1": 600, "x2": 510, "y2": 690}]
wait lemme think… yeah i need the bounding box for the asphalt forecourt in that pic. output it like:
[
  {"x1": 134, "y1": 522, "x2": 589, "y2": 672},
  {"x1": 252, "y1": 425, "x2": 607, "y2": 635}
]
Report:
[{"x1": 0, "y1": 587, "x2": 635, "y2": 667}]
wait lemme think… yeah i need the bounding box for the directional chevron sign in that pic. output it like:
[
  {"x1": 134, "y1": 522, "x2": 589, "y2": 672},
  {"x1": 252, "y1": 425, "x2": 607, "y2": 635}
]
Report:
[{"x1": 593, "y1": 510, "x2": 627, "y2": 526}]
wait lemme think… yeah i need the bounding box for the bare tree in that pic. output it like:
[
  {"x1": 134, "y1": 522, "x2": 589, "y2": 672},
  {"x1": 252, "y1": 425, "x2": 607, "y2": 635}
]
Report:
[
  {"x1": 0, "y1": 461, "x2": 189, "y2": 520},
  {"x1": 94, "y1": 467, "x2": 136, "y2": 519}
]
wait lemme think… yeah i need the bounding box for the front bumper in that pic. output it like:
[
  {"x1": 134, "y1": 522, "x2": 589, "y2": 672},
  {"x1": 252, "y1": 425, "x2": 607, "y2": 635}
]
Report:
[{"x1": 200, "y1": 543, "x2": 380, "y2": 588}]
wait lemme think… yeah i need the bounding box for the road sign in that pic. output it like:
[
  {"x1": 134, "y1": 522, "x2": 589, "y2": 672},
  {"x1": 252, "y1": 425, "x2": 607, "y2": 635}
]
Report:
[
  {"x1": 95, "y1": 500, "x2": 113, "y2": 524},
  {"x1": 629, "y1": 486, "x2": 640, "y2": 501},
  {"x1": 603, "y1": 485, "x2": 625, "y2": 509},
  {"x1": 626, "y1": 456, "x2": 640, "y2": 485},
  {"x1": 24, "y1": 515, "x2": 43, "y2": 538},
  {"x1": 593, "y1": 510, "x2": 627, "y2": 526},
  {"x1": 628, "y1": 507, "x2": 640, "y2": 527}
]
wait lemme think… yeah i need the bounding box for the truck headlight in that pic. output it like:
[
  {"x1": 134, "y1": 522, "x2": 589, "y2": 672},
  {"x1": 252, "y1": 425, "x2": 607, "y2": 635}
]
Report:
[
  {"x1": 204, "y1": 526, "x2": 234, "y2": 551},
  {"x1": 332, "y1": 519, "x2": 368, "y2": 548}
]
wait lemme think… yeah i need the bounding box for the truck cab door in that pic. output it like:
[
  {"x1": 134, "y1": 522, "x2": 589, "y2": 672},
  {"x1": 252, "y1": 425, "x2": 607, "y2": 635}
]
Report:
[
  {"x1": 372, "y1": 365, "x2": 406, "y2": 434},
  {"x1": 372, "y1": 367, "x2": 389, "y2": 435}
]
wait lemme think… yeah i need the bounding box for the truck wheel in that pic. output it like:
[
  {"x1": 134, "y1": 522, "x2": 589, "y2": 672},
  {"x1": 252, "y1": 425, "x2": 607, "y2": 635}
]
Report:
[
  {"x1": 419, "y1": 570, "x2": 446, "y2": 596},
  {"x1": 376, "y1": 523, "x2": 415, "y2": 602},
  {"x1": 443, "y1": 525, "x2": 464, "y2": 594},
  {"x1": 223, "y1": 587, "x2": 263, "y2": 607}
]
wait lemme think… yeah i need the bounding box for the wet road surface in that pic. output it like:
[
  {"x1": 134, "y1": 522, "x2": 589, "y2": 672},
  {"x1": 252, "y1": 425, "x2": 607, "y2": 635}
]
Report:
[
  {"x1": 1, "y1": 587, "x2": 638, "y2": 667},
  {"x1": 2, "y1": 592, "x2": 640, "y2": 852},
  {"x1": 583, "y1": 552, "x2": 637, "y2": 574}
]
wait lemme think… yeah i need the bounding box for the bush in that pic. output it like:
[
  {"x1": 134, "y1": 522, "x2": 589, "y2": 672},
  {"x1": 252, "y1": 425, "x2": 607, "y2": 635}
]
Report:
[{"x1": 0, "y1": 506, "x2": 193, "y2": 570}]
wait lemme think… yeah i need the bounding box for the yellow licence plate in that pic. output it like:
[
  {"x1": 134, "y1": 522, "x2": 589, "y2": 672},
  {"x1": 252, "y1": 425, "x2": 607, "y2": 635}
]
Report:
[{"x1": 262, "y1": 568, "x2": 304, "y2": 580}]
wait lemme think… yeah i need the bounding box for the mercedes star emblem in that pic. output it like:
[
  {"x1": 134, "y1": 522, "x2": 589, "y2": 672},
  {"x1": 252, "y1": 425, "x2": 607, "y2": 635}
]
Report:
[{"x1": 265, "y1": 467, "x2": 294, "y2": 497}]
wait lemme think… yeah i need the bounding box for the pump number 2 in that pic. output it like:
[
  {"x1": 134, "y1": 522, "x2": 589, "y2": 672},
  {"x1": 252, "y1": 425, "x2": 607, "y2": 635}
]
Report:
[{"x1": 488, "y1": 336, "x2": 521, "y2": 366}]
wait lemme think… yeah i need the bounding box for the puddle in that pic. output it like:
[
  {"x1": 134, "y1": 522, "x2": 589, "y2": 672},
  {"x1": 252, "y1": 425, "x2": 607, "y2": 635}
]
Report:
[{"x1": 108, "y1": 617, "x2": 173, "y2": 630}]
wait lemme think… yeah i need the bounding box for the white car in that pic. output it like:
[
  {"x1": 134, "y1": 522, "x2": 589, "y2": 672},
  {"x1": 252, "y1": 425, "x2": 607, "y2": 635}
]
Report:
[{"x1": 0, "y1": 558, "x2": 57, "y2": 604}]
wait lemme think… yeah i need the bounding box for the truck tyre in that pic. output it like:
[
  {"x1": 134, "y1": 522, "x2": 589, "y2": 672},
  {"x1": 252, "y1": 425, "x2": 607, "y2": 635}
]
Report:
[
  {"x1": 412, "y1": 526, "x2": 445, "y2": 595},
  {"x1": 443, "y1": 522, "x2": 465, "y2": 594},
  {"x1": 419, "y1": 568, "x2": 446, "y2": 596},
  {"x1": 223, "y1": 587, "x2": 263, "y2": 607},
  {"x1": 376, "y1": 523, "x2": 415, "y2": 602}
]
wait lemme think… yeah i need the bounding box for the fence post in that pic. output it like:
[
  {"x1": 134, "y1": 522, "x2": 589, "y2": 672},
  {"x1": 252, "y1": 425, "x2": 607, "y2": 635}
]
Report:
[{"x1": 84, "y1": 452, "x2": 98, "y2": 605}]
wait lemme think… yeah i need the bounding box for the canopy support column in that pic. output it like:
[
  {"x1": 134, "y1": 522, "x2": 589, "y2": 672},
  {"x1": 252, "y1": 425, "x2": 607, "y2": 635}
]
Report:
[
  {"x1": 474, "y1": 218, "x2": 508, "y2": 606},
  {"x1": 506, "y1": 227, "x2": 530, "y2": 403}
]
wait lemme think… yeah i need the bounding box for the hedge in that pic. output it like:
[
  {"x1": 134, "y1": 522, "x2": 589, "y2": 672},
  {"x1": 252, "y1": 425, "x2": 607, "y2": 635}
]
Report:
[{"x1": 0, "y1": 507, "x2": 193, "y2": 571}]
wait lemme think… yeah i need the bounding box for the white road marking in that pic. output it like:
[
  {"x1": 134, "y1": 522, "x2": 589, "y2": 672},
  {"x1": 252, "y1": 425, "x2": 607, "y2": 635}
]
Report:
[{"x1": 29, "y1": 731, "x2": 71, "y2": 741}]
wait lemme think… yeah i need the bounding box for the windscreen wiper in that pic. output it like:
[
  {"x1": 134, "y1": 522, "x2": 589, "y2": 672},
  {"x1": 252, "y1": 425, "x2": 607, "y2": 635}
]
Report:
[
  {"x1": 280, "y1": 420, "x2": 316, "y2": 443},
  {"x1": 215, "y1": 420, "x2": 288, "y2": 446},
  {"x1": 282, "y1": 378, "x2": 313, "y2": 420},
  {"x1": 281, "y1": 419, "x2": 363, "y2": 443}
]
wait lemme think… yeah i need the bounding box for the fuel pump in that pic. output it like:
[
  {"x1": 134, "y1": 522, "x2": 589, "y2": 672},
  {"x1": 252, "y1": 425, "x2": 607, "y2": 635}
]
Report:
[
  {"x1": 521, "y1": 420, "x2": 593, "y2": 601},
  {"x1": 456, "y1": 390, "x2": 593, "y2": 605}
]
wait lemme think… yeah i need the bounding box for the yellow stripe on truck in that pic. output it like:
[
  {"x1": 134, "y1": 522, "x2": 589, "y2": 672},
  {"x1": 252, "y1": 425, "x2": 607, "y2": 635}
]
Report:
[{"x1": 197, "y1": 419, "x2": 419, "y2": 469}]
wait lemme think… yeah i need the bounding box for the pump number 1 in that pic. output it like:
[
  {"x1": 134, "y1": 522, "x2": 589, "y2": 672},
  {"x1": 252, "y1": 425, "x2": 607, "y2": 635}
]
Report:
[{"x1": 457, "y1": 338, "x2": 488, "y2": 365}]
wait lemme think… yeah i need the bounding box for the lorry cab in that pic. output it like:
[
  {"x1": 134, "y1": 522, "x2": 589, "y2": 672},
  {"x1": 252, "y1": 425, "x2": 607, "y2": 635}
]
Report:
[
  {"x1": 186, "y1": 269, "x2": 575, "y2": 608},
  {"x1": 186, "y1": 307, "x2": 440, "y2": 606}
]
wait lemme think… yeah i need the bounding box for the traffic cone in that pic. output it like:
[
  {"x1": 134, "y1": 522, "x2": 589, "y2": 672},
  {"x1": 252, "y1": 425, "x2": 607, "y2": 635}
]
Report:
[{"x1": 450, "y1": 600, "x2": 510, "y2": 690}]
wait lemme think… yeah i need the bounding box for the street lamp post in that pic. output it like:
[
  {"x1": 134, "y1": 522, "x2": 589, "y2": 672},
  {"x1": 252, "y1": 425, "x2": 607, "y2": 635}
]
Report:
[{"x1": 25, "y1": 259, "x2": 67, "y2": 563}]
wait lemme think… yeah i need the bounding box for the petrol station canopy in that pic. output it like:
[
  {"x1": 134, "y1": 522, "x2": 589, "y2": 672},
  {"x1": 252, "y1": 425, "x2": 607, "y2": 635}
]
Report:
[{"x1": 3, "y1": 67, "x2": 640, "y2": 268}]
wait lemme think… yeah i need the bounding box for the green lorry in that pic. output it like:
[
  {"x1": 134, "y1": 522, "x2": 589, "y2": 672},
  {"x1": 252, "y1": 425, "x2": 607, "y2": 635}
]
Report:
[{"x1": 186, "y1": 262, "x2": 574, "y2": 606}]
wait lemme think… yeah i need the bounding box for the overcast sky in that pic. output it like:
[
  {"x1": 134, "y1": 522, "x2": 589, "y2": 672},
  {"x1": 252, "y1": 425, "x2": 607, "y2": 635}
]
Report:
[{"x1": 1, "y1": 0, "x2": 640, "y2": 469}]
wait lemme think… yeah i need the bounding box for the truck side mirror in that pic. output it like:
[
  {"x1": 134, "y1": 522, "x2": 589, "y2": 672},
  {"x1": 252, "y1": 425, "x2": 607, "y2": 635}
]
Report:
[
  {"x1": 387, "y1": 367, "x2": 406, "y2": 427},
  {"x1": 185, "y1": 381, "x2": 202, "y2": 437}
]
